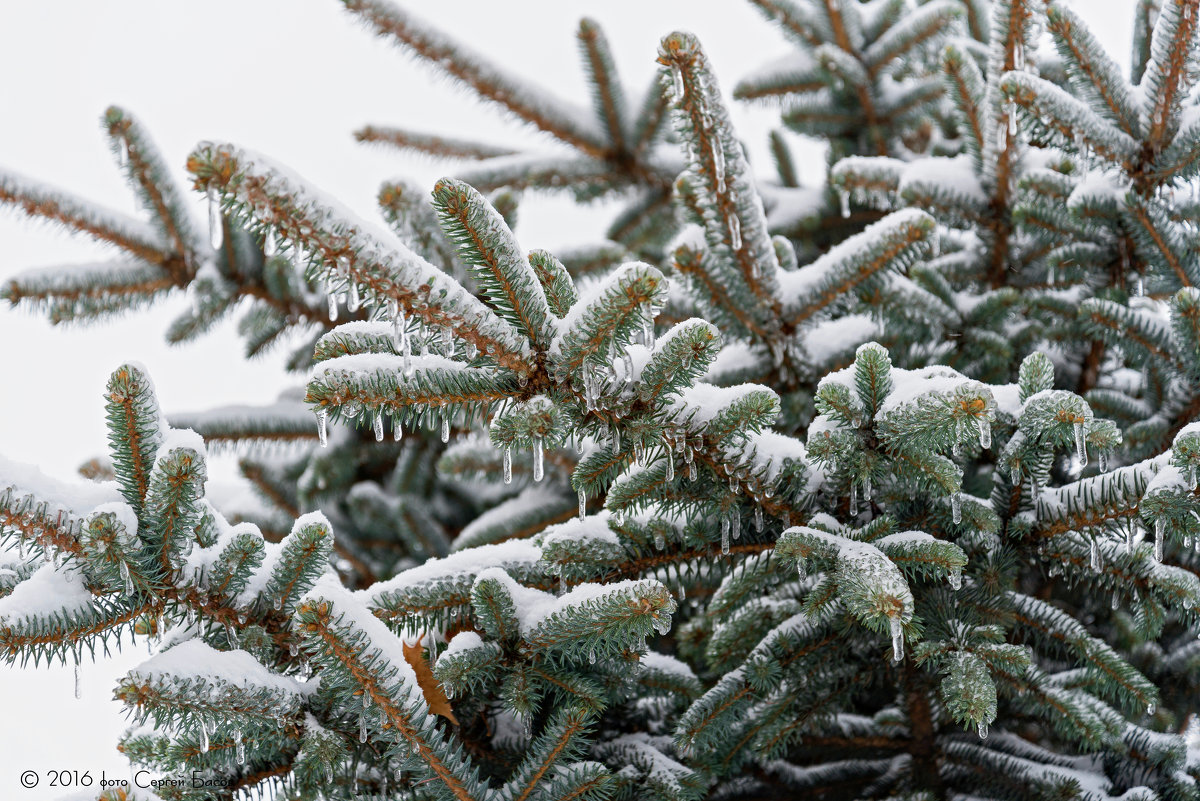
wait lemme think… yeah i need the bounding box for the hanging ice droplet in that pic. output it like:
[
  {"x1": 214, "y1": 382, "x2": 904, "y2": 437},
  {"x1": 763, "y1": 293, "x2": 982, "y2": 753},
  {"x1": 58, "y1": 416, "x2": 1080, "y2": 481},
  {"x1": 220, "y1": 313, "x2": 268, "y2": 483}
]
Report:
[
  {"x1": 1127, "y1": 525, "x2": 1136, "y2": 555},
  {"x1": 948, "y1": 566, "x2": 962, "y2": 591},
  {"x1": 440, "y1": 416, "x2": 450, "y2": 443},
  {"x1": 120, "y1": 559, "x2": 133, "y2": 595},
  {"x1": 393, "y1": 416, "x2": 403, "y2": 442},
  {"x1": 978, "y1": 417, "x2": 991, "y2": 450},
  {"x1": 588, "y1": 648, "x2": 596, "y2": 665},
  {"x1": 711, "y1": 139, "x2": 726, "y2": 194},
  {"x1": 688, "y1": 460, "x2": 698, "y2": 482},
  {"x1": 1154, "y1": 518, "x2": 1165, "y2": 562},
  {"x1": 207, "y1": 186, "x2": 223, "y2": 250},
  {"x1": 1074, "y1": 421, "x2": 1087, "y2": 466},
  {"x1": 654, "y1": 533, "x2": 666, "y2": 551},
  {"x1": 74, "y1": 660, "x2": 82, "y2": 700},
  {"x1": 977, "y1": 722, "x2": 988, "y2": 740},
  {"x1": 1147, "y1": 701, "x2": 1156, "y2": 715},
  {"x1": 727, "y1": 211, "x2": 742, "y2": 251},
  {"x1": 359, "y1": 709, "x2": 368, "y2": 743},
  {"x1": 839, "y1": 189, "x2": 851, "y2": 219},
  {"x1": 373, "y1": 410, "x2": 384, "y2": 442},
  {"x1": 1097, "y1": 449, "x2": 1109, "y2": 473},
  {"x1": 200, "y1": 721, "x2": 210, "y2": 753},
  {"x1": 796, "y1": 558, "x2": 807, "y2": 580},
  {"x1": 1010, "y1": 462, "x2": 1020, "y2": 485},
  {"x1": 849, "y1": 482, "x2": 858, "y2": 516},
  {"x1": 316, "y1": 409, "x2": 328, "y2": 448},
  {"x1": 720, "y1": 518, "x2": 731, "y2": 555},
  {"x1": 235, "y1": 730, "x2": 245, "y2": 765},
  {"x1": 577, "y1": 488, "x2": 587, "y2": 519},
  {"x1": 348, "y1": 280, "x2": 361, "y2": 313},
  {"x1": 732, "y1": 512, "x2": 741, "y2": 541},
  {"x1": 503, "y1": 448, "x2": 513, "y2": 484},
  {"x1": 664, "y1": 454, "x2": 674, "y2": 482},
  {"x1": 890, "y1": 616, "x2": 904, "y2": 662},
  {"x1": 1135, "y1": 275, "x2": 1145, "y2": 297},
  {"x1": 327, "y1": 290, "x2": 338, "y2": 322},
  {"x1": 1111, "y1": 590, "x2": 1120, "y2": 610},
  {"x1": 289, "y1": 642, "x2": 299, "y2": 657},
  {"x1": 533, "y1": 437, "x2": 544, "y2": 482},
  {"x1": 862, "y1": 473, "x2": 873, "y2": 502},
  {"x1": 754, "y1": 505, "x2": 763, "y2": 533},
  {"x1": 1090, "y1": 538, "x2": 1102, "y2": 572}
]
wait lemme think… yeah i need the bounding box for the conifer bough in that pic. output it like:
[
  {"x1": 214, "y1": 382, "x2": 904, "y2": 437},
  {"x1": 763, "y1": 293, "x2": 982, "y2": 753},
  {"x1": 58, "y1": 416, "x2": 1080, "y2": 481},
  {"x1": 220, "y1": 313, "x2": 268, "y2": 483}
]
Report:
[{"x1": 2, "y1": 1, "x2": 1200, "y2": 799}]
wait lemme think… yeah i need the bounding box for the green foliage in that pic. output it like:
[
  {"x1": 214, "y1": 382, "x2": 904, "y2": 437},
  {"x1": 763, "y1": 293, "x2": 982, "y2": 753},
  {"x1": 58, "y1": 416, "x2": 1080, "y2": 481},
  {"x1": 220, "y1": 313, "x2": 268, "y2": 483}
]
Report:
[{"x1": 2, "y1": 1, "x2": 1200, "y2": 799}]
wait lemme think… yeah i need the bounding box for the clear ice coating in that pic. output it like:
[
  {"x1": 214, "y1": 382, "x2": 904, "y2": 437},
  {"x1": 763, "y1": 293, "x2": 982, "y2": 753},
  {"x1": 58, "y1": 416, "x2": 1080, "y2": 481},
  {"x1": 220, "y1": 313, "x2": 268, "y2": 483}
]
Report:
[
  {"x1": 1074, "y1": 422, "x2": 1087, "y2": 466},
  {"x1": 503, "y1": 447, "x2": 513, "y2": 484},
  {"x1": 533, "y1": 437, "x2": 544, "y2": 482},
  {"x1": 577, "y1": 488, "x2": 586, "y2": 519},
  {"x1": 890, "y1": 616, "x2": 904, "y2": 662},
  {"x1": 207, "y1": 186, "x2": 223, "y2": 250},
  {"x1": 373, "y1": 410, "x2": 384, "y2": 442},
  {"x1": 978, "y1": 417, "x2": 991, "y2": 450},
  {"x1": 316, "y1": 409, "x2": 328, "y2": 447}
]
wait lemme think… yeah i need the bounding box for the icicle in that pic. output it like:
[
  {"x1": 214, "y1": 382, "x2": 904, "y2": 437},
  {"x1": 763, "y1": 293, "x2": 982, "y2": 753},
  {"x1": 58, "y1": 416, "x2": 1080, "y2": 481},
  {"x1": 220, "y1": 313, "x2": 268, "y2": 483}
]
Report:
[
  {"x1": 948, "y1": 566, "x2": 962, "y2": 591},
  {"x1": 978, "y1": 417, "x2": 991, "y2": 450},
  {"x1": 327, "y1": 290, "x2": 338, "y2": 322},
  {"x1": 440, "y1": 415, "x2": 450, "y2": 444},
  {"x1": 207, "y1": 186, "x2": 223, "y2": 250},
  {"x1": 316, "y1": 409, "x2": 328, "y2": 447},
  {"x1": 588, "y1": 648, "x2": 596, "y2": 665},
  {"x1": 664, "y1": 453, "x2": 674, "y2": 481},
  {"x1": 951, "y1": 492, "x2": 963, "y2": 524},
  {"x1": 235, "y1": 730, "x2": 245, "y2": 765},
  {"x1": 1074, "y1": 422, "x2": 1087, "y2": 466},
  {"x1": 373, "y1": 410, "x2": 384, "y2": 442},
  {"x1": 977, "y1": 722, "x2": 988, "y2": 740},
  {"x1": 200, "y1": 721, "x2": 210, "y2": 753},
  {"x1": 120, "y1": 559, "x2": 133, "y2": 595},
  {"x1": 1127, "y1": 525, "x2": 1136, "y2": 555},
  {"x1": 1010, "y1": 462, "x2": 1020, "y2": 485},
  {"x1": 533, "y1": 438, "x2": 544, "y2": 481},
  {"x1": 1147, "y1": 702, "x2": 1156, "y2": 715},
  {"x1": 74, "y1": 659, "x2": 81, "y2": 700},
  {"x1": 849, "y1": 482, "x2": 858, "y2": 516},
  {"x1": 578, "y1": 488, "x2": 587, "y2": 519},
  {"x1": 732, "y1": 512, "x2": 741, "y2": 541},
  {"x1": 839, "y1": 189, "x2": 851, "y2": 219},
  {"x1": 727, "y1": 211, "x2": 742, "y2": 251},
  {"x1": 654, "y1": 533, "x2": 666, "y2": 551},
  {"x1": 621, "y1": 349, "x2": 634, "y2": 384},
  {"x1": 503, "y1": 448, "x2": 512, "y2": 484},
  {"x1": 393, "y1": 416, "x2": 403, "y2": 442},
  {"x1": 711, "y1": 139, "x2": 726, "y2": 193},
  {"x1": 890, "y1": 616, "x2": 904, "y2": 662},
  {"x1": 1098, "y1": 450, "x2": 1108, "y2": 473},
  {"x1": 688, "y1": 460, "x2": 698, "y2": 482},
  {"x1": 186, "y1": 605, "x2": 196, "y2": 627},
  {"x1": 1154, "y1": 519, "x2": 1165, "y2": 562},
  {"x1": 1111, "y1": 590, "x2": 1119, "y2": 610},
  {"x1": 263, "y1": 229, "x2": 277, "y2": 258},
  {"x1": 720, "y1": 518, "x2": 731, "y2": 555},
  {"x1": 671, "y1": 64, "x2": 684, "y2": 100},
  {"x1": 642, "y1": 303, "x2": 656, "y2": 349},
  {"x1": 796, "y1": 558, "x2": 806, "y2": 580},
  {"x1": 117, "y1": 143, "x2": 129, "y2": 168},
  {"x1": 754, "y1": 505, "x2": 763, "y2": 533},
  {"x1": 359, "y1": 709, "x2": 368, "y2": 743},
  {"x1": 1007, "y1": 101, "x2": 1018, "y2": 137},
  {"x1": 1090, "y1": 539, "x2": 1102, "y2": 572},
  {"x1": 862, "y1": 474, "x2": 873, "y2": 502}
]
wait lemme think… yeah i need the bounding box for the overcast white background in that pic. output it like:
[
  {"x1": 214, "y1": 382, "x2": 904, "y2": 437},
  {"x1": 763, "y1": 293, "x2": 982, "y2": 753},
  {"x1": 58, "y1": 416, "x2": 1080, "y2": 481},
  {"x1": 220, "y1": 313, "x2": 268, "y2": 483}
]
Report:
[{"x1": 0, "y1": 1, "x2": 1134, "y2": 797}]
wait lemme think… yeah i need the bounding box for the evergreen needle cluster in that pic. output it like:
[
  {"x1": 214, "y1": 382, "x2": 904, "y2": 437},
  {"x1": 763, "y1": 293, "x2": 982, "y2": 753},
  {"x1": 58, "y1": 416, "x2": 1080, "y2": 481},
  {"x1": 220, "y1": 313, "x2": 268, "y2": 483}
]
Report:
[{"x1": 2, "y1": 1, "x2": 1200, "y2": 799}]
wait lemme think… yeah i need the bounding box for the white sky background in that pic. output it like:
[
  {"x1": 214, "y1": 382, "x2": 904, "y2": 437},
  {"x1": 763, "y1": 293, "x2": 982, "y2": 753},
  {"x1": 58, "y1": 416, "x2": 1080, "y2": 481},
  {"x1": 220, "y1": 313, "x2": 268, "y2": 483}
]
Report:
[{"x1": 0, "y1": 0, "x2": 1135, "y2": 796}]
